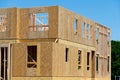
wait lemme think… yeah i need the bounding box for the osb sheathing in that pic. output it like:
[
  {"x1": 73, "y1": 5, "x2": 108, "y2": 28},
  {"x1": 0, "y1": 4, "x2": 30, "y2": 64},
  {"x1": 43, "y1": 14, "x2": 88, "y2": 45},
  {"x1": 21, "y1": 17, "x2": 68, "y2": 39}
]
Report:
[
  {"x1": 0, "y1": 8, "x2": 18, "y2": 39},
  {"x1": 58, "y1": 7, "x2": 97, "y2": 47},
  {"x1": 12, "y1": 42, "x2": 52, "y2": 77},
  {"x1": 12, "y1": 77, "x2": 52, "y2": 80},
  {"x1": 0, "y1": 6, "x2": 111, "y2": 80},
  {"x1": 19, "y1": 6, "x2": 58, "y2": 39},
  {"x1": 52, "y1": 43, "x2": 95, "y2": 77},
  {"x1": 40, "y1": 42, "x2": 52, "y2": 76},
  {"x1": 11, "y1": 77, "x2": 110, "y2": 80},
  {"x1": 12, "y1": 43, "x2": 27, "y2": 76}
]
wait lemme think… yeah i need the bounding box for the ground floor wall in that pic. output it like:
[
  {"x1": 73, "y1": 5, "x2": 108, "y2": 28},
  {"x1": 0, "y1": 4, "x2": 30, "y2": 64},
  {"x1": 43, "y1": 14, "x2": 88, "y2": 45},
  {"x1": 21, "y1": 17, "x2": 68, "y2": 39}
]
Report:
[{"x1": 0, "y1": 39, "x2": 111, "y2": 80}]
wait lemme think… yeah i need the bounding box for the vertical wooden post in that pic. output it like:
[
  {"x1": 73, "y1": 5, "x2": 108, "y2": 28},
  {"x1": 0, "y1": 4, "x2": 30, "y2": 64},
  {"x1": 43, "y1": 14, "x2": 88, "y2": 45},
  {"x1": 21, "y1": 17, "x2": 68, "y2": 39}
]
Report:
[
  {"x1": 4, "y1": 48, "x2": 6, "y2": 80},
  {"x1": 8, "y1": 44, "x2": 10, "y2": 80}
]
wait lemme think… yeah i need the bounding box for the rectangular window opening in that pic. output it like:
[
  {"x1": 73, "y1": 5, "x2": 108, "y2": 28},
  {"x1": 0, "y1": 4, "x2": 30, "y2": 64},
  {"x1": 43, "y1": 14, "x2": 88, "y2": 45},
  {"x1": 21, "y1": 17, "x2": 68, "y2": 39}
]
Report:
[
  {"x1": 107, "y1": 56, "x2": 110, "y2": 72},
  {"x1": 29, "y1": 13, "x2": 49, "y2": 32},
  {"x1": 27, "y1": 46, "x2": 37, "y2": 68},
  {"x1": 86, "y1": 24, "x2": 89, "y2": 33},
  {"x1": 82, "y1": 22, "x2": 85, "y2": 38},
  {"x1": 87, "y1": 52, "x2": 90, "y2": 70},
  {"x1": 74, "y1": 19, "x2": 77, "y2": 34},
  {"x1": 89, "y1": 25, "x2": 92, "y2": 39},
  {"x1": 96, "y1": 54, "x2": 99, "y2": 72},
  {"x1": 96, "y1": 27, "x2": 99, "y2": 43},
  {"x1": 78, "y1": 50, "x2": 81, "y2": 64},
  {"x1": 65, "y1": 48, "x2": 69, "y2": 62},
  {"x1": 78, "y1": 50, "x2": 81, "y2": 70},
  {"x1": 0, "y1": 14, "x2": 7, "y2": 32},
  {"x1": 87, "y1": 52, "x2": 90, "y2": 65},
  {"x1": 107, "y1": 32, "x2": 110, "y2": 45}
]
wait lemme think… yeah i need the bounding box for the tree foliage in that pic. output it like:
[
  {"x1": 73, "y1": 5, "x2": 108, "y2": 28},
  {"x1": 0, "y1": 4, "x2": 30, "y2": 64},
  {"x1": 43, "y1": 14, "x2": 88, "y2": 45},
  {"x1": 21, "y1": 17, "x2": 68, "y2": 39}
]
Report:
[{"x1": 111, "y1": 40, "x2": 120, "y2": 80}]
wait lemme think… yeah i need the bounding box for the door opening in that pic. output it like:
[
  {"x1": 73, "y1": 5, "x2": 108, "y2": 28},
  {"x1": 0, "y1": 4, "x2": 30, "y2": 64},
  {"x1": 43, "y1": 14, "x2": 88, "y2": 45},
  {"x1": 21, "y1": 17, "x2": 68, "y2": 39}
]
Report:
[{"x1": 0, "y1": 45, "x2": 10, "y2": 80}]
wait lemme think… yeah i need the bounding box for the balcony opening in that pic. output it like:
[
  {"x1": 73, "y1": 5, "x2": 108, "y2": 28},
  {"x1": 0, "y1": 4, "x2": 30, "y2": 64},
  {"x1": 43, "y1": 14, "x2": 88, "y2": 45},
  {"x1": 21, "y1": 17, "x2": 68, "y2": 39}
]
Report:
[
  {"x1": 0, "y1": 14, "x2": 7, "y2": 32},
  {"x1": 29, "y1": 13, "x2": 49, "y2": 32}
]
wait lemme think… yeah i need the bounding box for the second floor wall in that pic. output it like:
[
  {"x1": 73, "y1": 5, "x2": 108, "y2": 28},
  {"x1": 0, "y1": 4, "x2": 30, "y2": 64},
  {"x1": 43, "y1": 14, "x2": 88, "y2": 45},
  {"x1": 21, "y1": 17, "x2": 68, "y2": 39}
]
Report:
[{"x1": 0, "y1": 6, "x2": 111, "y2": 48}]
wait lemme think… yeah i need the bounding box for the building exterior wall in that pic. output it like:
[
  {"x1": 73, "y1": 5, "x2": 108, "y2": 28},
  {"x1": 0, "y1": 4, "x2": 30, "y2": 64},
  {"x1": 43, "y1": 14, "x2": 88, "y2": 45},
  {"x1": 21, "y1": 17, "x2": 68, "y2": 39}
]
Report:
[{"x1": 0, "y1": 6, "x2": 111, "y2": 80}]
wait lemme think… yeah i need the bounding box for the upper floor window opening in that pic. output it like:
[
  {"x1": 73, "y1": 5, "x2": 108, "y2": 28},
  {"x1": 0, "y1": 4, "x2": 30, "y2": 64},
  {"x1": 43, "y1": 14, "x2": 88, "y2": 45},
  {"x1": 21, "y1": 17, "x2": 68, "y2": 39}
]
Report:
[
  {"x1": 107, "y1": 32, "x2": 110, "y2": 45},
  {"x1": 89, "y1": 25, "x2": 92, "y2": 40},
  {"x1": 0, "y1": 14, "x2": 7, "y2": 32},
  {"x1": 96, "y1": 27, "x2": 99, "y2": 43},
  {"x1": 86, "y1": 23, "x2": 89, "y2": 33},
  {"x1": 86, "y1": 23, "x2": 90, "y2": 39},
  {"x1": 73, "y1": 18, "x2": 77, "y2": 34},
  {"x1": 29, "y1": 13, "x2": 49, "y2": 32},
  {"x1": 82, "y1": 22, "x2": 85, "y2": 38}
]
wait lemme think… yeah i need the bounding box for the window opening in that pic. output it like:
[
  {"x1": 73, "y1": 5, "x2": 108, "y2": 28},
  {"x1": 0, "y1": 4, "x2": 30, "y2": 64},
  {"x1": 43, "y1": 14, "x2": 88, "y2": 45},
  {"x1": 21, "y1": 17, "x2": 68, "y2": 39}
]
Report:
[
  {"x1": 87, "y1": 52, "x2": 90, "y2": 70},
  {"x1": 27, "y1": 46, "x2": 37, "y2": 68},
  {"x1": 96, "y1": 54, "x2": 99, "y2": 72},
  {"x1": 82, "y1": 22, "x2": 85, "y2": 38},
  {"x1": 29, "y1": 13, "x2": 49, "y2": 32},
  {"x1": 0, "y1": 14, "x2": 7, "y2": 32},
  {"x1": 96, "y1": 27, "x2": 99, "y2": 43},
  {"x1": 74, "y1": 19, "x2": 77, "y2": 34},
  {"x1": 78, "y1": 50, "x2": 81, "y2": 70},
  {"x1": 107, "y1": 56, "x2": 110, "y2": 72},
  {"x1": 65, "y1": 48, "x2": 69, "y2": 62},
  {"x1": 87, "y1": 52, "x2": 90, "y2": 65}
]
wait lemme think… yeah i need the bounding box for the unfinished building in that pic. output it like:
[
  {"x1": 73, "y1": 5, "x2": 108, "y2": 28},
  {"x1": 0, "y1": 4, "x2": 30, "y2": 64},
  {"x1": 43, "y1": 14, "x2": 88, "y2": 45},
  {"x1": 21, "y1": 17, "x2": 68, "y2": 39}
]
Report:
[{"x1": 0, "y1": 6, "x2": 111, "y2": 80}]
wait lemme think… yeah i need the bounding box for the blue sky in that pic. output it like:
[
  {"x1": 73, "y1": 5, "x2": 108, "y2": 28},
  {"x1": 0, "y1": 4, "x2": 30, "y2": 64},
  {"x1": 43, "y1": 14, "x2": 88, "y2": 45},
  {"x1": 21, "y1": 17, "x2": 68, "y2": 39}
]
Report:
[{"x1": 0, "y1": 0, "x2": 120, "y2": 40}]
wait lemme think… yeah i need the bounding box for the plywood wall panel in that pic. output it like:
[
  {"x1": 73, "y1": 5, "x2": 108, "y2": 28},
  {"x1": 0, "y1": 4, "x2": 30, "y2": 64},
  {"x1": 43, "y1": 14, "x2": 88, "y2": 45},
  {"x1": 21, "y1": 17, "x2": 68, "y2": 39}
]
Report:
[
  {"x1": 40, "y1": 42, "x2": 52, "y2": 76},
  {"x1": 19, "y1": 9, "x2": 29, "y2": 39},
  {"x1": 12, "y1": 43, "x2": 27, "y2": 76}
]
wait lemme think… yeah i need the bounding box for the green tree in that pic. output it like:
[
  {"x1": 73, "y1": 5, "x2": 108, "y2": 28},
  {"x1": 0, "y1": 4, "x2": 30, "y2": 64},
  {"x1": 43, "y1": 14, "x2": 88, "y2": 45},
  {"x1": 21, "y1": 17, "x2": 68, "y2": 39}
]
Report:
[{"x1": 111, "y1": 40, "x2": 120, "y2": 80}]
